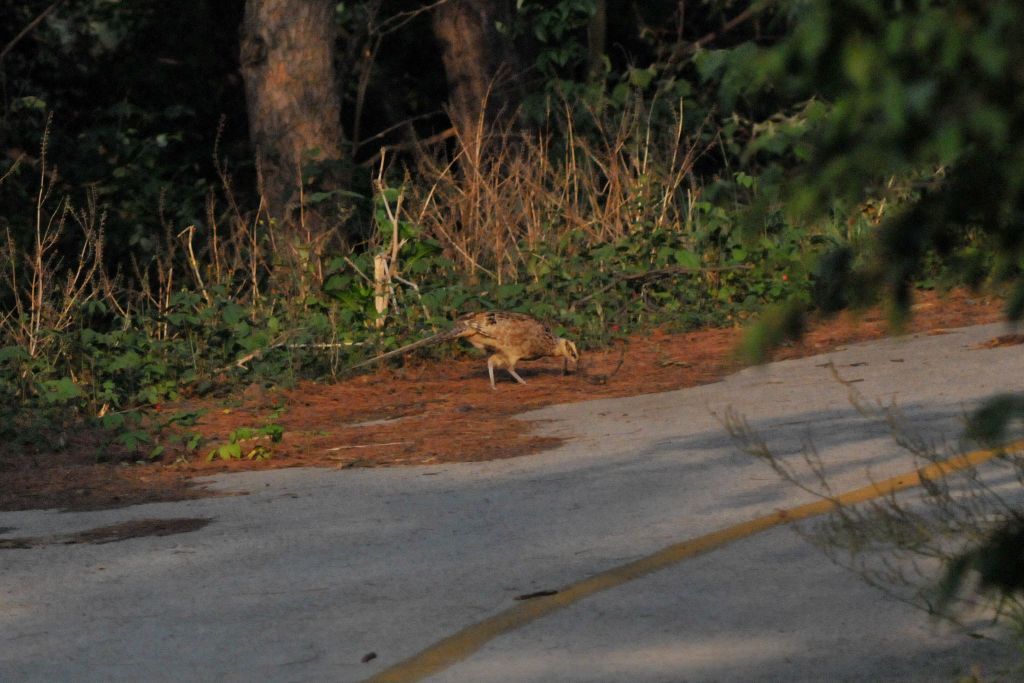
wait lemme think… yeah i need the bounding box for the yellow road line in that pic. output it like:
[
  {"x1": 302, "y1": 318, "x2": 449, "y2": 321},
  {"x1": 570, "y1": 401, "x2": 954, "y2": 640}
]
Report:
[{"x1": 367, "y1": 440, "x2": 1023, "y2": 683}]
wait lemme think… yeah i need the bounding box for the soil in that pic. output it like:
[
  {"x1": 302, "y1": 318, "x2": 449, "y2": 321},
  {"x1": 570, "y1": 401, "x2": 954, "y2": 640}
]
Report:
[{"x1": 0, "y1": 289, "x2": 1011, "y2": 512}]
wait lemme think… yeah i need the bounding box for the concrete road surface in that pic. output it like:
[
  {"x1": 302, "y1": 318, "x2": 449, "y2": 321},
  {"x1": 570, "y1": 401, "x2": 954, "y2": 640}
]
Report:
[{"x1": 3, "y1": 322, "x2": 1024, "y2": 682}]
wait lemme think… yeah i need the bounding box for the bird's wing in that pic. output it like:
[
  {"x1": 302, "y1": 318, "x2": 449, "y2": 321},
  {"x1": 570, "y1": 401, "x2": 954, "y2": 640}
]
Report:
[
  {"x1": 459, "y1": 317, "x2": 503, "y2": 339},
  {"x1": 459, "y1": 311, "x2": 537, "y2": 339}
]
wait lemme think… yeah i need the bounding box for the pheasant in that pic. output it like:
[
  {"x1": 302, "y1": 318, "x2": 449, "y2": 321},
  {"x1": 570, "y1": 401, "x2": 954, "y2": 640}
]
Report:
[{"x1": 349, "y1": 311, "x2": 580, "y2": 389}]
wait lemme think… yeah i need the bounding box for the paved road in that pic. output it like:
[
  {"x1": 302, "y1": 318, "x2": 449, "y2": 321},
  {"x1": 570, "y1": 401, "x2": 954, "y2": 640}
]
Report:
[{"x1": 3, "y1": 322, "x2": 1023, "y2": 681}]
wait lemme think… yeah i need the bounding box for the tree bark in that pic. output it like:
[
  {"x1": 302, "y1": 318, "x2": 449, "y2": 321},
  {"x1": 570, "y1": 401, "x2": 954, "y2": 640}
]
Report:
[
  {"x1": 431, "y1": 0, "x2": 522, "y2": 151},
  {"x1": 239, "y1": 0, "x2": 345, "y2": 232}
]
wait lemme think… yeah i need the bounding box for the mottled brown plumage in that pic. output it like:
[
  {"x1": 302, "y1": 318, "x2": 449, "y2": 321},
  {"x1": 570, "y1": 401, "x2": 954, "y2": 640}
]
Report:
[{"x1": 349, "y1": 311, "x2": 580, "y2": 389}]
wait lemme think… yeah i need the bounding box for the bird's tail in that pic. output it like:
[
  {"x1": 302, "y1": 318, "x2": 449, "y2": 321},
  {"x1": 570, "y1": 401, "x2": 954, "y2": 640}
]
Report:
[{"x1": 346, "y1": 324, "x2": 464, "y2": 371}]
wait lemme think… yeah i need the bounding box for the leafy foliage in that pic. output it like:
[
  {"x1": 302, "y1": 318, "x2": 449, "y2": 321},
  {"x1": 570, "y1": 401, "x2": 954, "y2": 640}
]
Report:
[
  {"x1": 727, "y1": 0, "x2": 1024, "y2": 320},
  {"x1": 938, "y1": 517, "x2": 1024, "y2": 616},
  {"x1": 966, "y1": 393, "x2": 1024, "y2": 448},
  {"x1": 207, "y1": 424, "x2": 284, "y2": 462},
  {"x1": 701, "y1": 0, "x2": 1024, "y2": 637},
  {"x1": 1, "y1": 1, "x2": 248, "y2": 263}
]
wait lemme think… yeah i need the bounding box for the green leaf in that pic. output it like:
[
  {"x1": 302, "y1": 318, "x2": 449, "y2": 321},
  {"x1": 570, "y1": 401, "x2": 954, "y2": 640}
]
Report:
[
  {"x1": 264, "y1": 424, "x2": 284, "y2": 443},
  {"x1": 12, "y1": 96, "x2": 47, "y2": 111},
  {"x1": 1005, "y1": 279, "x2": 1024, "y2": 322},
  {"x1": 39, "y1": 378, "x2": 84, "y2": 404},
  {"x1": 737, "y1": 301, "x2": 807, "y2": 364},
  {"x1": 108, "y1": 351, "x2": 143, "y2": 372},
  {"x1": 610, "y1": 83, "x2": 630, "y2": 105},
  {"x1": 674, "y1": 250, "x2": 701, "y2": 269},
  {"x1": 0, "y1": 346, "x2": 30, "y2": 364},
  {"x1": 627, "y1": 67, "x2": 656, "y2": 89},
  {"x1": 230, "y1": 427, "x2": 258, "y2": 442},
  {"x1": 694, "y1": 49, "x2": 729, "y2": 82},
  {"x1": 116, "y1": 430, "x2": 151, "y2": 451},
  {"x1": 207, "y1": 442, "x2": 242, "y2": 461},
  {"x1": 222, "y1": 303, "x2": 247, "y2": 326},
  {"x1": 842, "y1": 39, "x2": 876, "y2": 88},
  {"x1": 100, "y1": 412, "x2": 127, "y2": 430},
  {"x1": 965, "y1": 393, "x2": 1024, "y2": 446}
]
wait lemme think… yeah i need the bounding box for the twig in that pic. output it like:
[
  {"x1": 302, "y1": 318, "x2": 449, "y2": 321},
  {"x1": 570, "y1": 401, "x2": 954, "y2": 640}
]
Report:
[
  {"x1": 0, "y1": 0, "x2": 68, "y2": 63},
  {"x1": 212, "y1": 338, "x2": 373, "y2": 374},
  {"x1": 327, "y1": 441, "x2": 412, "y2": 452},
  {"x1": 359, "y1": 127, "x2": 457, "y2": 168},
  {"x1": 343, "y1": 255, "x2": 374, "y2": 285},
  {"x1": 354, "y1": 111, "x2": 446, "y2": 151},
  {"x1": 178, "y1": 225, "x2": 212, "y2": 306},
  {"x1": 286, "y1": 342, "x2": 365, "y2": 349},
  {"x1": 350, "y1": 33, "x2": 381, "y2": 155},
  {"x1": 391, "y1": 273, "x2": 433, "y2": 323},
  {"x1": 668, "y1": 0, "x2": 772, "y2": 63},
  {"x1": 0, "y1": 154, "x2": 23, "y2": 185},
  {"x1": 579, "y1": 338, "x2": 628, "y2": 385},
  {"x1": 376, "y1": 0, "x2": 449, "y2": 35},
  {"x1": 213, "y1": 337, "x2": 289, "y2": 373}
]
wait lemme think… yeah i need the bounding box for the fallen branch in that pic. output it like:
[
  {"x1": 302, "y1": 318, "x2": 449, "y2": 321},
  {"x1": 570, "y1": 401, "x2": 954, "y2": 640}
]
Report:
[
  {"x1": 213, "y1": 339, "x2": 368, "y2": 374},
  {"x1": 212, "y1": 341, "x2": 288, "y2": 374},
  {"x1": 326, "y1": 441, "x2": 412, "y2": 452}
]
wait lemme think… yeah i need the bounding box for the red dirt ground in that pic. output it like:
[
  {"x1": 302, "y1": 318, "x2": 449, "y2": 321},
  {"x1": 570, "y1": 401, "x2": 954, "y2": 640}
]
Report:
[{"x1": 0, "y1": 289, "x2": 1010, "y2": 512}]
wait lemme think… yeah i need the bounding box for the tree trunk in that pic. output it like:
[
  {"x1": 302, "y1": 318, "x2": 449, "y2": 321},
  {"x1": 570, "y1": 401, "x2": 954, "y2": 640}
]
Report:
[
  {"x1": 239, "y1": 0, "x2": 345, "y2": 233},
  {"x1": 431, "y1": 0, "x2": 522, "y2": 151}
]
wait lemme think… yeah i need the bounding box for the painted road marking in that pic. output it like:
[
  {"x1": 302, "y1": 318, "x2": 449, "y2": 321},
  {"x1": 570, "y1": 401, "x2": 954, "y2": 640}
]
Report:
[{"x1": 366, "y1": 440, "x2": 1023, "y2": 683}]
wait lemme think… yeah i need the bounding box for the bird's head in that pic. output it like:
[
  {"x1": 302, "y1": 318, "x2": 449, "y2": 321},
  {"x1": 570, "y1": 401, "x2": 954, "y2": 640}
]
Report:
[{"x1": 556, "y1": 338, "x2": 580, "y2": 372}]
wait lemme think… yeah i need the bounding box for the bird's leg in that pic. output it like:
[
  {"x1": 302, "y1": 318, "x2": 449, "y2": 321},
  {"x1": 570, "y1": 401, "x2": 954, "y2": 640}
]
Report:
[
  {"x1": 486, "y1": 356, "x2": 497, "y2": 390},
  {"x1": 506, "y1": 365, "x2": 527, "y2": 385}
]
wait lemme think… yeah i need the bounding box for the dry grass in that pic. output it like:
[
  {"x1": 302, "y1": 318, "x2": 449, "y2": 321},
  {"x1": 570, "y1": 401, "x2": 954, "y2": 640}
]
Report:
[
  {"x1": 0, "y1": 115, "x2": 104, "y2": 362},
  {"x1": 407, "y1": 98, "x2": 711, "y2": 280}
]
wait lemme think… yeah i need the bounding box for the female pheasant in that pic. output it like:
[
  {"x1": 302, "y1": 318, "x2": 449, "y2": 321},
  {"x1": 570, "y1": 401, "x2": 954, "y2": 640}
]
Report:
[{"x1": 349, "y1": 311, "x2": 580, "y2": 389}]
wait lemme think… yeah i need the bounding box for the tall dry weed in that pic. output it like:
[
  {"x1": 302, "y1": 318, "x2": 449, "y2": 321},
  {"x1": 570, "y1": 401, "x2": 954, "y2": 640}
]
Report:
[
  {"x1": 408, "y1": 98, "x2": 709, "y2": 281},
  {"x1": 0, "y1": 116, "x2": 104, "y2": 362}
]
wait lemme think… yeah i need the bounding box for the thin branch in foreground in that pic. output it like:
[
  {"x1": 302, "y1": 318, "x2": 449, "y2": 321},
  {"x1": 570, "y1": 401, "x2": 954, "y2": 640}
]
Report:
[{"x1": 0, "y1": 0, "x2": 69, "y2": 63}]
